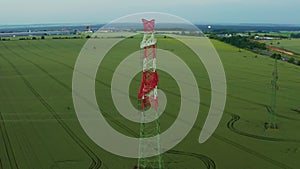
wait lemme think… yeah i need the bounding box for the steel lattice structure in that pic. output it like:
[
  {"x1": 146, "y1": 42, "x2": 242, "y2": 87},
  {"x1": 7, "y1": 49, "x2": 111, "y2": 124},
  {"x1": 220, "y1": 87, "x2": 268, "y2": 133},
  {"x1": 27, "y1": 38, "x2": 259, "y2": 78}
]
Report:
[
  {"x1": 269, "y1": 57, "x2": 279, "y2": 129},
  {"x1": 137, "y1": 19, "x2": 163, "y2": 169}
]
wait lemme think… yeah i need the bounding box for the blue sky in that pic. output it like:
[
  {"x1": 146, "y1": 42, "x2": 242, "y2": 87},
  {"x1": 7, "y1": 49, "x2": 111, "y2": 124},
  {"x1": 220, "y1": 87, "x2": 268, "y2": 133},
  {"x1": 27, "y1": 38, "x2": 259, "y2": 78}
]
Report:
[{"x1": 1, "y1": 0, "x2": 299, "y2": 25}]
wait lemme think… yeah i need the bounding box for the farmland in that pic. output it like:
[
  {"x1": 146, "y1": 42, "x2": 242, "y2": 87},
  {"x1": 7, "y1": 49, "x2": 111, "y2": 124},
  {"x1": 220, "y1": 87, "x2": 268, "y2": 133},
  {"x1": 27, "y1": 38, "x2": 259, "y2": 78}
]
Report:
[
  {"x1": 0, "y1": 35, "x2": 300, "y2": 169},
  {"x1": 265, "y1": 39, "x2": 300, "y2": 55}
]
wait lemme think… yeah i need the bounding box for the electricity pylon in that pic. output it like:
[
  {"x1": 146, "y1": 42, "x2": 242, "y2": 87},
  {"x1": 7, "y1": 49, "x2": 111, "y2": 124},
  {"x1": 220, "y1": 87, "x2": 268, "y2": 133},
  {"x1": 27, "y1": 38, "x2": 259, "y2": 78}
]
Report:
[
  {"x1": 269, "y1": 56, "x2": 279, "y2": 129},
  {"x1": 137, "y1": 19, "x2": 163, "y2": 169}
]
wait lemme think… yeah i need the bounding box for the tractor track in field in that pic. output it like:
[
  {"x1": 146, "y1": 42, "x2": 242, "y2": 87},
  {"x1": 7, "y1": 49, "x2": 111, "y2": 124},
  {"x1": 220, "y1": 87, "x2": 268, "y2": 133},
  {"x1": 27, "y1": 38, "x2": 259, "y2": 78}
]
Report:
[
  {"x1": 0, "y1": 51, "x2": 216, "y2": 169},
  {"x1": 4, "y1": 42, "x2": 217, "y2": 169},
  {"x1": 167, "y1": 111, "x2": 294, "y2": 169},
  {"x1": 6, "y1": 41, "x2": 296, "y2": 168},
  {"x1": 0, "y1": 51, "x2": 102, "y2": 169},
  {"x1": 212, "y1": 133, "x2": 293, "y2": 169},
  {"x1": 291, "y1": 109, "x2": 300, "y2": 114},
  {"x1": 21, "y1": 41, "x2": 294, "y2": 169},
  {"x1": 16, "y1": 41, "x2": 140, "y2": 101},
  {"x1": 8, "y1": 42, "x2": 141, "y2": 137},
  {"x1": 227, "y1": 114, "x2": 300, "y2": 143},
  {"x1": 167, "y1": 150, "x2": 216, "y2": 169},
  {"x1": 2, "y1": 42, "x2": 218, "y2": 169},
  {"x1": 26, "y1": 39, "x2": 300, "y2": 102},
  {"x1": 19, "y1": 40, "x2": 217, "y2": 119},
  {"x1": 27, "y1": 41, "x2": 270, "y2": 109},
  {"x1": 265, "y1": 105, "x2": 300, "y2": 122},
  {"x1": 14, "y1": 41, "x2": 215, "y2": 127},
  {"x1": 0, "y1": 112, "x2": 19, "y2": 169},
  {"x1": 0, "y1": 158, "x2": 3, "y2": 169},
  {"x1": 29, "y1": 40, "x2": 300, "y2": 113}
]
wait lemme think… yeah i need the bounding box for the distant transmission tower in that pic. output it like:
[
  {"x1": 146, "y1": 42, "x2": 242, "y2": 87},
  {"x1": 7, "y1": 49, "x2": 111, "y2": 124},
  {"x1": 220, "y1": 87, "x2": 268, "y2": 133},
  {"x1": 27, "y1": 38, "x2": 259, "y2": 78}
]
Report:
[
  {"x1": 268, "y1": 56, "x2": 279, "y2": 129},
  {"x1": 137, "y1": 19, "x2": 163, "y2": 169}
]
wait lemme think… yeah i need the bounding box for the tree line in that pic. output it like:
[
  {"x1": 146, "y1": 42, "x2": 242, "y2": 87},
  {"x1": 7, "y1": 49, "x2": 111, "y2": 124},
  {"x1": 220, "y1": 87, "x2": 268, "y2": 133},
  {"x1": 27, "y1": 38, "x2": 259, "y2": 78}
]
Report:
[
  {"x1": 209, "y1": 34, "x2": 300, "y2": 66},
  {"x1": 291, "y1": 33, "x2": 300, "y2": 38},
  {"x1": 209, "y1": 34, "x2": 266, "y2": 50}
]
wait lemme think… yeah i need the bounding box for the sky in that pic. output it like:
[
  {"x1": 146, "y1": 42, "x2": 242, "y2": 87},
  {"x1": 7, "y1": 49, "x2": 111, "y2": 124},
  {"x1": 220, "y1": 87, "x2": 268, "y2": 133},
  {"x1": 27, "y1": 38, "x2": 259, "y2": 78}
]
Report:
[{"x1": 0, "y1": 0, "x2": 299, "y2": 25}]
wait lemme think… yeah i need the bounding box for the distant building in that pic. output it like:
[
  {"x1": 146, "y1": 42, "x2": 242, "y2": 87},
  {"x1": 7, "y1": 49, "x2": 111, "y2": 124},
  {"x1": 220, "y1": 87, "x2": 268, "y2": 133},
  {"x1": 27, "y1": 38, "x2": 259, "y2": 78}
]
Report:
[
  {"x1": 217, "y1": 34, "x2": 232, "y2": 38},
  {"x1": 237, "y1": 33, "x2": 248, "y2": 37},
  {"x1": 254, "y1": 36, "x2": 275, "y2": 40}
]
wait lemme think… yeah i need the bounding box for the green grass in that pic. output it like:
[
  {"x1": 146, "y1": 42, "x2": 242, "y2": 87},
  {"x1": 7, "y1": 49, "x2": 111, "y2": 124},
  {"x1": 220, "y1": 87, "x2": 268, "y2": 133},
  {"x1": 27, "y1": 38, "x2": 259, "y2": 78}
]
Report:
[
  {"x1": 266, "y1": 39, "x2": 300, "y2": 55},
  {"x1": 256, "y1": 32, "x2": 291, "y2": 38},
  {"x1": 0, "y1": 36, "x2": 299, "y2": 169}
]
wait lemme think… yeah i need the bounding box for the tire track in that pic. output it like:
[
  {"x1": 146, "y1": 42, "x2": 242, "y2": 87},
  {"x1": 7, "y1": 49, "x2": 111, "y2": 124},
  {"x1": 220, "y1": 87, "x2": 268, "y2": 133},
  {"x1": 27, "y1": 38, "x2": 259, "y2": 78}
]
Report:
[
  {"x1": 3, "y1": 42, "x2": 139, "y2": 138},
  {"x1": 18, "y1": 39, "x2": 216, "y2": 131},
  {"x1": 17, "y1": 40, "x2": 292, "y2": 169},
  {"x1": 28, "y1": 40, "x2": 290, "y2": 113},
  {"x1": 2, "y1": 44, "x2": 216, "y2": 168},
  {"x1": 213, "y1": 133, "x2": 293, "y2": 169},
  {"x1": 266, "y1": 105, "x2": 300, "y2": 121},
  {"x1": 0, "y1": 52, "x2": 102, "y2": 169},
  {"x1": 225, "y1": 114, "x2": 300, "y2": 169},
  {"x1": 0, "y1": 48, "x2": 212, "y2": 168},
  {"x1": 0, "y1": 158, "x2": 3, "y2": 169},
  {"x1": 15, "y1": 41, "x2": 139, "y2": 101},
  {"x1": 8, "y1": 41, "x2": 294, "y2": 168},
  {"x1": 227, "y1": 114, "x2": 300, "y2": 143},
  {"x1": 16, "y1": 39, "x2": 300, "y2": 104},
  {"x1": 28, "y1": 39, "x2": 210, "y2": 88},
  {"x1": 165, "y1": 110, "x2": 294, "y2": 169},
  {"x1": 167, "y1": 150, "x2": 216, "y2": 169},
  {"x1": 0, "y1": 112, "x2": 19, "y2": 169},
  {"x1": 291, "y1": 109, "x2": 300, "y2": 114}
]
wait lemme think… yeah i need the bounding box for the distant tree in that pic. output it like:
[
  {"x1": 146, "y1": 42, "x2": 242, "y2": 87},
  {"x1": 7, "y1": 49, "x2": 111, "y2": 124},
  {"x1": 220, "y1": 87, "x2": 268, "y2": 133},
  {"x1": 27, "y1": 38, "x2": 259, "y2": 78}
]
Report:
[
  {"x1": 271, "y1": 53, "x2": 281, "y2": 59},
  {"x1": 86, "y1": 35, "x2": 91, "y2": 39},
  {"x1": 216, "y1": 35, "x2": 266, "y2": 50},
  {"x1": 297, "y1": 60, "x2": 300, "y2": 66},
  {"x1": 208, "y1": 33, "x2": 217, "y2": 39},
  {"x1": 288, "y1": 57, "x2": 295, "y2": 63},
  {"x1": 291, "y1": 33, "x2": 300, "y2": 38},
  {"x1": 32, "y1": 37, "x2": 37, "y2": 40},
  {"x1": 277, "y1": 42, "x2": 280, "y2": 45},
  {"x1": 41, "y1": 36, "x2": 45, "y2": 39}
]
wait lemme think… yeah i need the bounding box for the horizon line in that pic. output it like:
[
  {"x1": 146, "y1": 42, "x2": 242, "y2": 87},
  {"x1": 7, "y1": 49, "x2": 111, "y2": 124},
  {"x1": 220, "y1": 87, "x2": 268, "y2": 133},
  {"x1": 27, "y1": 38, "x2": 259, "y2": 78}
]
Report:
[{"x1": 1, "y1": 22, "x2": 300, "y2": 27}]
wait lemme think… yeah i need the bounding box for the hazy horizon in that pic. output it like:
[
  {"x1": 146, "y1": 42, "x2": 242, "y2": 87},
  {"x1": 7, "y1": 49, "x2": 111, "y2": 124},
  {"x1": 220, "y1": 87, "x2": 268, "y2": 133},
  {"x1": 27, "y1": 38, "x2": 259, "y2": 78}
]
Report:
[
  {"x1": 1, "y1": 0, "x2": 300, "y2": 25},
  {"x1": 0, "y1": 22, "x2": 300, "y2": 27}
]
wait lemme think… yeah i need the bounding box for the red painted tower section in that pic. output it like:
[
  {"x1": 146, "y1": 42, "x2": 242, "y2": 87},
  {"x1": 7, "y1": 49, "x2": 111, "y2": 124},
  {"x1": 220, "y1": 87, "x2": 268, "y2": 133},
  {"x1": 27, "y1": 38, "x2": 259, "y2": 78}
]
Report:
[{"x1": 138, "y1": 19, "x2": 159, "y2": 111}]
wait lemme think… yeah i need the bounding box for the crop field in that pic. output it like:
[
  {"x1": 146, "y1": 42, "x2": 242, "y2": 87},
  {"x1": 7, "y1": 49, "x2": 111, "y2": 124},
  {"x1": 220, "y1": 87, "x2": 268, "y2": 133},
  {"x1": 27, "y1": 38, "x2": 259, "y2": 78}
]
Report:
[
  {"x1": 0, "y1": 35, "x2": 300, "y2": 169},
  {"x1": 266, "y1": 39, "x2": 300, "y2": 55},
  {"x1": 256, "y1": 32, "x2": 291, "y2": 38}
]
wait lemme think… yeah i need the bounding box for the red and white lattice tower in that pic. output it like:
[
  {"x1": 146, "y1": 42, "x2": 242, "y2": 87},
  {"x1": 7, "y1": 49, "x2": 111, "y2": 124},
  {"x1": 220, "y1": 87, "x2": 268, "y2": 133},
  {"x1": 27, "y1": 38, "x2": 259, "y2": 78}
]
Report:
[
  {"x1": 138, "y1": 19, "x2": 158, "y2": 110},
  {"x1": 137, "y1": 19, "x2": 163, "y2": 169}
]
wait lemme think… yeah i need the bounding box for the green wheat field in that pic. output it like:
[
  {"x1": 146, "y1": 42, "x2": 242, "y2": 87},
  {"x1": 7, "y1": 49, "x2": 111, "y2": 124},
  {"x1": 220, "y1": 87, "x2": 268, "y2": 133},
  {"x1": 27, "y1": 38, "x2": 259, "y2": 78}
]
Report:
[{"x1": 0, "y1": 35, "x2": 299, "y2": 169}]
